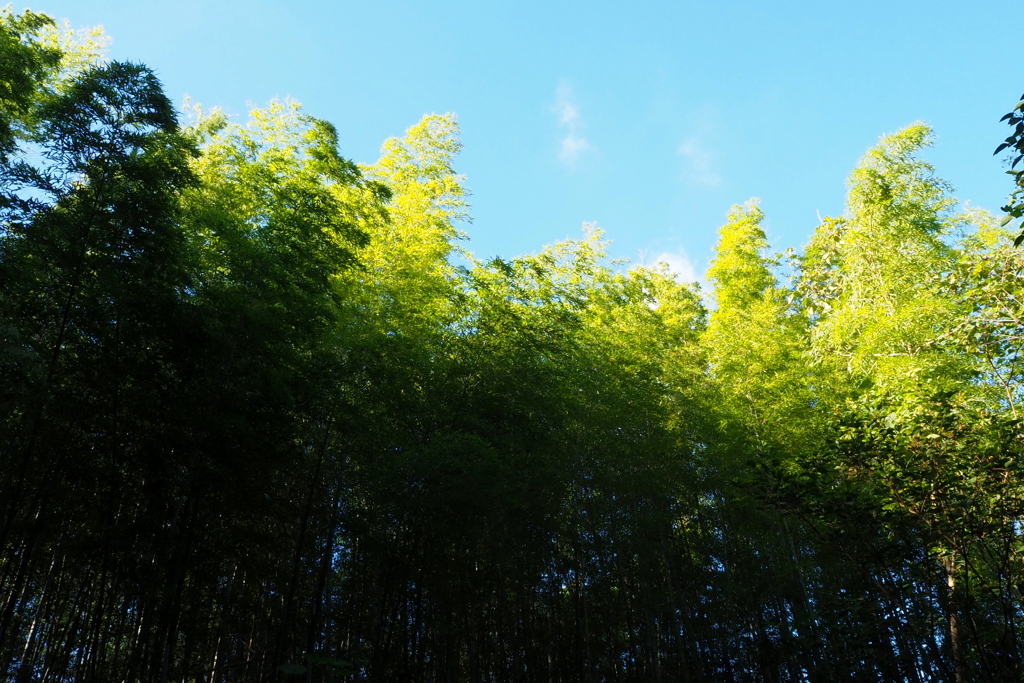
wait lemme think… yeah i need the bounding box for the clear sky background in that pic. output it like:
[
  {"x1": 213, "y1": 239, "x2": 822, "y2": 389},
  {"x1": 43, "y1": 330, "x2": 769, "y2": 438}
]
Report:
[{"x1": 19, "y1": 1, "x2": 1022, "y2": 282}]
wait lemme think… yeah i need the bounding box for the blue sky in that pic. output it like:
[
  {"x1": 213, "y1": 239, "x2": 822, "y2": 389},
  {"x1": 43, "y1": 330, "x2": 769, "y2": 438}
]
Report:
[{"x1": 20, "y1": 1, "x2": 1022, "y2": 282}]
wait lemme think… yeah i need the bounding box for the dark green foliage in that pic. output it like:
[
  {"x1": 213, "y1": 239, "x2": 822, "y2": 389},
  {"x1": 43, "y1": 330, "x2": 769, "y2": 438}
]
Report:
[{"x1": 995, "y1": 93, "x2": 1024, "y2": 244}]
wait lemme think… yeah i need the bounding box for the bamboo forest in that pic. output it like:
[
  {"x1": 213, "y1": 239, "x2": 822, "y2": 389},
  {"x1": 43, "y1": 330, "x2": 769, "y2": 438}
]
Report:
[{"x1": 4, "y1": 8, "x2": 1024, "y2": 682}]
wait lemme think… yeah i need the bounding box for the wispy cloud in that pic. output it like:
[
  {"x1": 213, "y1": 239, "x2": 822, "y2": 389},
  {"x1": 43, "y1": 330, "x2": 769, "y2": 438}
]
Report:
[
  {"x1": 553, "y1": 82, "x2": 592, "y2": 167},
  {"x1": 677, "y1": 103, "x2": 723, "y2": 188},
  {"x1": 653, "y1": 250, "x2": 699, "y2": 283},
  {"x1": 677, "y1": 137, "x2": 720, "y2": 188},
  {"x1": 555, "y1": 90, "x2": 580, "y2": 126},
  {"x1": 559, "y1": 133, "x2": 591, "y2": 165}
]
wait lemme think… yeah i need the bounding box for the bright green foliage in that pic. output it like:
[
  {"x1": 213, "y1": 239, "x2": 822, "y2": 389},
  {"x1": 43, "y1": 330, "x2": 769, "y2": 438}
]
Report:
[
  {"x1": 0, "y1": 8, "x2": 107, "y2": 164},
  {"x1": 946, "y1": 216, "x2": 1024, "y2": 416},
  {"x1": 0, "y1": 7, "x2": 60, "y2": 157},
  {"x1": 349, "y1": 113, "x2": 469, "y2": 337},
  {"x1": 790, "y1": 126, "x2": 1024, "y2": 680},
  {"x1": 367, "y1": 112, "x2": 469, "y2": 248},
  {"x1": 809, "y1": 124, "x2": 965, "y2": 388},
  {"x1": 33, "y1": 17, "x2": 108, "y2": 89},
  {"x1": 706, "y1": 200, "x2": 775, "y2": 310},
  {"x1": 185, "y1": 99, "x2": 371, "y2": 298},
  {"x1": 704, "y1": 200, "x2": 819, "y2": 456}
]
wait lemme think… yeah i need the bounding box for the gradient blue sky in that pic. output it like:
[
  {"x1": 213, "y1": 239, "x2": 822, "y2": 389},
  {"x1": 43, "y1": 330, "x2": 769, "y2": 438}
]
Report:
[{"x1": 20, "y1": 1, "x2": 1022, "y2": 281}]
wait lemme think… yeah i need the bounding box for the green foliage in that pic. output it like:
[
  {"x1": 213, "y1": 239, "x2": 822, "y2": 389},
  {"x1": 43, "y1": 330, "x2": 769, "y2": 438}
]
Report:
[
  {"x1": 185, "y1": 99, "x2": 370, "y2": 303},
  {"x1": 345, "y1": 112, "x2": 468, "y2": 341},
  {"x1": 0, "y1": 7, "x2": 60, "y2": 158},
  {"x1": 704, "y1": 200, "x2": 820, "y2": 459},
  {"x1": 4, "y1": 11, "x2": 1024, "y2": 682},
  {"x1": 943, "y1": 220, "x2": 1024, "y2": 416},
  {"x1": 839, "y1": 389, "x2": 1024, "y2": 544},
  {"x1": 808, "y1": 124, "x2": 966, "y2": 391},
  {"x1": 995, "y1": 92, "x2": 1024, "y2": 243},
  {"x1": 706, "y1": 200, "x2": 775, "y2": 310}
]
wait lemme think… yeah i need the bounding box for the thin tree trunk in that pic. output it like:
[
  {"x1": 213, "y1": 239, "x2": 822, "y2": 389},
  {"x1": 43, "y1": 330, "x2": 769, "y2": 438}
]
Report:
[{"x1": 943, "y1": 555, "x2": 965, "y2": 683}]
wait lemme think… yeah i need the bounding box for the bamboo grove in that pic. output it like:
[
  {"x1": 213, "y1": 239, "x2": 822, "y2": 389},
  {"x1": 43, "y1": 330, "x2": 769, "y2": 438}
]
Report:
[{"x1": 2, "y1": 9, "x2": 1024, "y2": 682}]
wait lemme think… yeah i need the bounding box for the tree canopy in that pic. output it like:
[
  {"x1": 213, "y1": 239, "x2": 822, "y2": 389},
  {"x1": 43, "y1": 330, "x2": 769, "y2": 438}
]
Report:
[{"x1": 1, "y1": 8, "x2": 1024, "y2": 682}]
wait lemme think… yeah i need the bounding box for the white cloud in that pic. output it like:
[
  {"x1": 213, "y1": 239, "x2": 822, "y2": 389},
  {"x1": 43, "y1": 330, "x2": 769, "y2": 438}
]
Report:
[
  {"x1": 677, "y1": 137, "x2": 720, "y2": 188},
  {"x1": 556, "y1": 95, "x2": 580, "y2": 126},
  {"x1": 653, "y1": 250, "x2": 699, "y2": 283},
  {"x1": 559, "y1": 132, "x2": 592, "y2": 165},
  {"x1": 553, "y1": 82, "x2": 592, "y2": 167}
]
